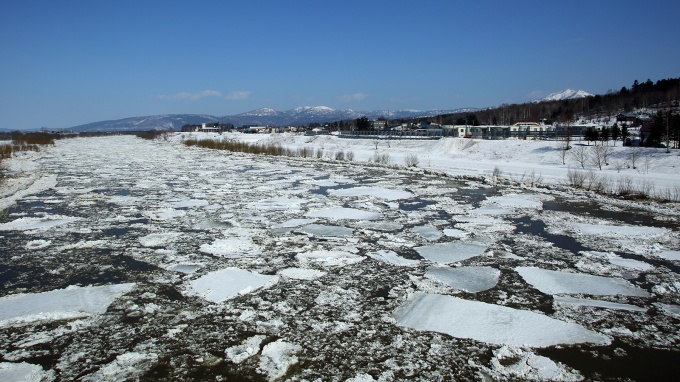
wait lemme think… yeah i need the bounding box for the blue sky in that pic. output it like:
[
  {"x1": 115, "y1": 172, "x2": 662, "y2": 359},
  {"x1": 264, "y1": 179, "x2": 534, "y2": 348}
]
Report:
[{"x1": 2, "y1": 0, "x2": 679, "y2": 130}]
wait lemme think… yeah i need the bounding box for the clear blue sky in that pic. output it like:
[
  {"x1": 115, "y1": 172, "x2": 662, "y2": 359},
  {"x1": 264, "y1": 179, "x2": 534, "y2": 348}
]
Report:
[{"x1": 2, "y1": 0, "x2": 679, "y2": 130}]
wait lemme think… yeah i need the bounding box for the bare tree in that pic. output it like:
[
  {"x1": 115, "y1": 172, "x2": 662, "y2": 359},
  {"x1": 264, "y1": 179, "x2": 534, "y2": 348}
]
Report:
[
  {"x1": 592, "y1": 145, "x2": 613, "y2": 170},
  {"x1": 629, "y1": 146, "x2": 640, "y2": 169},
  {"x1": 404, "y1": 153, "x2": 419, "y2": 167},
  {"x1": 557, "y1": 138, "x2": 570, "y2": 165},
  {"x1": 570, "y1": 146, "x2": 589, "y2": 169}
]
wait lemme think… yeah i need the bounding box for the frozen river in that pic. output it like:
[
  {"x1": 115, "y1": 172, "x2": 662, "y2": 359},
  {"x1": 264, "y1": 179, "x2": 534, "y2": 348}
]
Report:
[{"x1": 1, "y1": 135, "x2": 679, "y2": 381}]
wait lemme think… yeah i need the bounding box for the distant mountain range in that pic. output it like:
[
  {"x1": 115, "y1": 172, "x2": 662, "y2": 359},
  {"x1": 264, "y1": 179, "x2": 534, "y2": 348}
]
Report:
[
  {"x1": 69, "y1": 107, "x2": 476, "y2": 132},
  {"x1": 65, "y1": 89, "x2": 592, "y2": 132},
  {"x1": 537, "y1": 89, "x2": 593, "y2": 102}
]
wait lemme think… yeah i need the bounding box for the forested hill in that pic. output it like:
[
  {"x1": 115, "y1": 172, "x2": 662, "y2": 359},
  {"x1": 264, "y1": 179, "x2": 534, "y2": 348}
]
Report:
[{"x1": 429, "y1": 78, "x2": 679, "y2": 126}]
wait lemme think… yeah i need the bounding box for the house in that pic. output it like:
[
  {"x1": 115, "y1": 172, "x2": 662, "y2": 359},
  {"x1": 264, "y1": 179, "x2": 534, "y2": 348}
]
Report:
[
  {"x1": 442, "y1": 125, "x2": 468, "y2": 137},
  {"x1": 372, "y1": 120, "x2": 388, "y2": 130},
  {"x1": 201, "y1": 123, "x2": 219, "y2": 133}
]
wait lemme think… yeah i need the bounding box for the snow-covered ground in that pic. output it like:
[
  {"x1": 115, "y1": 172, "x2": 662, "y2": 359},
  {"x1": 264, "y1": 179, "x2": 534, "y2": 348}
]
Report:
[
  {"x1": 194, "y1": 131, "x2": 680, "y2": 199},
  {"x1": 0, "y1": 134, "x2": 679, "y2": 381}
]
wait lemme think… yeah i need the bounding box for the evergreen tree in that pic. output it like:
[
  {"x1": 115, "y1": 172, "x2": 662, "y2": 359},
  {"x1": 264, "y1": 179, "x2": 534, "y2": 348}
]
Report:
[
  {"x1": 585, "y1": 127, "x2": 599, "y2": 145},
  {"x1": 601, "y1": 126, "x2": 610, "y2": 145},
  {"x1": 611, "y1": 125, "x2": 621, "y2": 143}
]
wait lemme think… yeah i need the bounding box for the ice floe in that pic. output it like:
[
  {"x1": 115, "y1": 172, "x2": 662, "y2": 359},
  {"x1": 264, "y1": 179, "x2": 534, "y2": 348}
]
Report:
[
  {"x1": 366, "y1": 250, "x2": 420, "y2": 267},
  {"x1": 81, "y1": 351, "x2": 158, "y2": 382},
  {"x1": 328, "y1": 186, "x2": 413, "y2": 200},
  {"x1": 248, "y1": 197, "x2": 309, "y2": 211},
  {"x1": 485, "y1": 193, "x2": 544, "y2": 210},
  {"x1": 258, "y1": 339, "x2": 302, "y2": 381},
  {"x1": 306, "y1": 207, "x2": 381, "y2": 220},
  {"x1": 394, "y1": 292, "x2": 610, "y2": 347},
  {"x1": 655, "y1": 250, "x2": 680, "y2": 261},
  {"x1": 425, "y1": 266, "x2": 500, "y2": 293},
  {"x1": 490, "y1": 346, "x2": 583, "y2": 381},
  {"x1": 516, "y1": 267, "x2": 650, "y2": 297},
  {"x1": 0, "y1": 283, "x2": 135, "y2": 327},
  {"x1": 296, "y1": 250, "x2": 364, "y2": 267},
  {"x1": 278, "y1": 267, "x2": 327, "y2": 280},
  {"x1": 411, "y1": 225, "x2": 443, "y2": 240},
  {"x1": 415, "y1": 242, "x2": 487, "y2": 264},
  {"x1": 24, "y1": 239, "x2": 52, "y2": 250},
  {"x1": 296, "y1": 224, "x2": 353, "y2": 237},
  {"x1": 277, "y1": 218, "x2": 316, "y2": 228},
  {"x1": 187, "y1": 268, "x2": 278, "y2": 303},
  {"x1": 442, "y1": 228, "x2": 467, "y2": 238},
  {"x1": 571, "y1": 223, "x2": 667, "y2": 237},
  {"x1": 225, "y1": 334, "x2": 267, "y2": 364},
  {"x1": 199, "y1": 236, "x2": 261, "y2": 257},
  {"x1": 138, "y1": 232, "x2": 181, "y2": 247},
  {"x1": 165, "y1": 263, "x2": 202, "y2": 274},
  {"x1": 0, "y1": 362, "x2": 50, "y2": 382},
  {"x1": 553, "y1": 296, "x2": 647, "y2": 312},
  {"x1": 0, "y1": 215, "x2": 81, "y2": 232}
]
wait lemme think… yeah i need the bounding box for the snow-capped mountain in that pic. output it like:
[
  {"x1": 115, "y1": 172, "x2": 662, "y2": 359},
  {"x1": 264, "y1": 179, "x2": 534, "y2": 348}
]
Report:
[
  {"x1": 70, "y1": 107, "x2": 475, "y2": 132},
  {"x1": 539, "y1": 89, "x2": 593, "y2": 102}
]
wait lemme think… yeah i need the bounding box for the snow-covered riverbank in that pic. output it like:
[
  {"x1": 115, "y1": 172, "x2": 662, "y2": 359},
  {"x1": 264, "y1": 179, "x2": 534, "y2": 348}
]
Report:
[{"x1": 182, "y1": 131, "x2": 680, "y2": 201}]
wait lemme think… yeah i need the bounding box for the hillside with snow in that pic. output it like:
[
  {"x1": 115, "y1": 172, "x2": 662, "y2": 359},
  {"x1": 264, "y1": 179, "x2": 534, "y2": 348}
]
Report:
[
  {"x1": 69, "y1": 107, "x2": 474, "y2": 132},
  {"x1": 539, "y1": 89, "x2": 594, "y2": 102}
]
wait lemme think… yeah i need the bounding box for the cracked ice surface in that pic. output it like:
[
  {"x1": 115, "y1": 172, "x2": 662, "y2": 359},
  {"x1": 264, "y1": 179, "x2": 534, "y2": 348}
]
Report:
[{"x1": 0, "y1": 134, "x2": 679, "y2": 381}]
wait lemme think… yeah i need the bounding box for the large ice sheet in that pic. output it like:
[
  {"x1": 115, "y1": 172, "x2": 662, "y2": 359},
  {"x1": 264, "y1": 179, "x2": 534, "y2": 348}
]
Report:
[
  {"x1": 656, "y1": 250, "x2": 680, "y2": 261},
  {"x1": 247, "y1": 197, "x2": 308, "y2": 211},
  {"x1": 278, "y1": 267, "x2": 327, "y2": 280},
  {"x1": 188, "y1": 268, "x2": 277, "y2": 303},
  {"x1": 0, "y1": 362, "x2": 49, "y2": 382},
  {"x1": 306, "y1": 207, "x2": 381, "y2": 220},
  {"x1": 199, "y1": 237, "x2": 261, "y2": 257},
  {"x1": 572, "y1": 223, "x2": 666, "y2": 237},
  {"x1": 366, "y1": 250, "x2": 420, "y2": 267},
  {"x1": 394, "y1": 292, "x2": 610, "y2": 347},
  {"x1": 296, "y1": 224, "x2": 353, "y2": 237},
  {"x1": 516, "y1": 267, "x2": 650, "y2": 297},
  {"x1": 553, "y1": 296, "x2": 647, "y2": 312},
  {"x1": 296, "y1": 250, "x2": 364, "y2": 267},
  {"x1": 328, "y1": 186, "x2": 413, "y2": 201},
  {"x1": 485, "y1": 194, "x2": 543, "y2": 209},
  {"x1": 415, "y1": 242, "x2": 487, "y2": 264},
  {"x1": 0, "y1": 283, "x2": 135, "y2": 326},
  {"x1": 0, "y1": 215, "x2": 81, "y2": 231},
  {"x1": 425, "y1": 266, "x2": 500, "y2": 292}
]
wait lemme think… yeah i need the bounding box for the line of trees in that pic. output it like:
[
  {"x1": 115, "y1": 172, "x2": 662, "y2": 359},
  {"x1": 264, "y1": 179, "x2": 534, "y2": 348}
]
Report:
[{"x1": 431, "y1": 78, "x2": 679, "y2": 127}]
